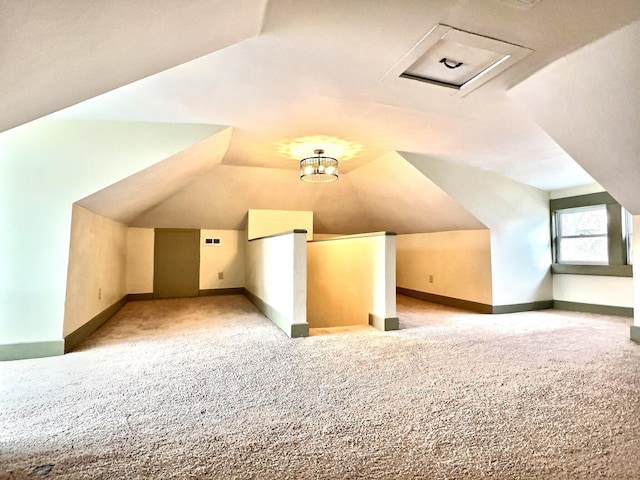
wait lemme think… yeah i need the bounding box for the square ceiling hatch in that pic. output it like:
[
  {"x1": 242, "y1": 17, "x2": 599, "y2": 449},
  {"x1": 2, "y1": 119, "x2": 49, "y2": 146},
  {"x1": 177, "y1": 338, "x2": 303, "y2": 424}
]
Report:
[{"x1": 383, "y1": 25, "x2": 533, "y2": 96}]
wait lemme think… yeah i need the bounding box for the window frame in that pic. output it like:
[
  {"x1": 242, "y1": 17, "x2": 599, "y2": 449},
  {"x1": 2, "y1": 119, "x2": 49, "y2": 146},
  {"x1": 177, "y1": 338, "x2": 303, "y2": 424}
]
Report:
[
  {"x1": 550, "y1": 192, "x2": 632, "y2": 277},
  {"x1": 624, "y1": 207, "x2": 633, "y2": 266},
  {"x1": 554, "y1": 204, "x2": 608, "y2": 265}
]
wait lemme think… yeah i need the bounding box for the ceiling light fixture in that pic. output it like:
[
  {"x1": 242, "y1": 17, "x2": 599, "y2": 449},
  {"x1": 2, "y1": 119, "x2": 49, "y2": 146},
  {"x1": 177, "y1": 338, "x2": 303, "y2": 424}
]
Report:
[{"x1": 300, "y1": 149, "x2": 338, "y2": 183}]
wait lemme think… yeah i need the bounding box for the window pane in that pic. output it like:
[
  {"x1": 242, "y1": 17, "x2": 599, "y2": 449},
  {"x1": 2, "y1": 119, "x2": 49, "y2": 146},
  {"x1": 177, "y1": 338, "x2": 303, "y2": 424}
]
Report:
[
  {"x1": 624, "y1": 209, "x2": 633, "y2": 265},
  {"x1": 558, "y1": 205, "x2": 607, "y2": 237},
  {"x1": 558, "y1": 237, "x2": 608, "y2": 264}
]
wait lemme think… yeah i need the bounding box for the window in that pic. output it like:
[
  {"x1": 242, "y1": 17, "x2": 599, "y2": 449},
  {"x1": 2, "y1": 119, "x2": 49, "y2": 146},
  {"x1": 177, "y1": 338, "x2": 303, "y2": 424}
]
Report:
[
  {"x1": 550, "y1": 192, "x2": 632, "y2": 277},
  {"x1": 555, "y1": 205, "x2": 608, "y2": 264},
  {"x1": 624, "y1": 208, "x2": 633, "y2": 265}
]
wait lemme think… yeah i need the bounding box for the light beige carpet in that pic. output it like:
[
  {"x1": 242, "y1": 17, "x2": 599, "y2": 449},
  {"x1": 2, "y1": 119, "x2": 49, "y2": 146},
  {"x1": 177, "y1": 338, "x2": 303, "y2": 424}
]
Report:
[{"x1": 2, "y1": 294, "x2": 640, "y2": 479}]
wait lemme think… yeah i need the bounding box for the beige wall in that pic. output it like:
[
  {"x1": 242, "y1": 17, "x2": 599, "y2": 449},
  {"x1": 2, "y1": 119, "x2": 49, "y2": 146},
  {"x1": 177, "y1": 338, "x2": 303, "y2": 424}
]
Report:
[
  {"x1": 200, "y1": 230, "x2": 245, "y2": 289},
  {"x1": 63, "y1": 205, "x2": 127, "y2": 336},
  {"x1": 247, "y1": 209, "x2": 313, "y2": 241},
  {"x1": 307, "y1": 233, "x2": 396, "y2": 328},
  {"x1": 126, "y1": 228, "x2": 246, "y2": 294},
  {"x1": 126, "y1": 228, "x2": 154, "y2": 294},
  {"x1": 396, "y1": 230, "x2": 492, "y2": 305},
  {"x1": 245, "y1": 231, "x2": 307, "y2": 334},
  {"x1": 313, "y1": 233, "x2": 341, "y2": 241}
]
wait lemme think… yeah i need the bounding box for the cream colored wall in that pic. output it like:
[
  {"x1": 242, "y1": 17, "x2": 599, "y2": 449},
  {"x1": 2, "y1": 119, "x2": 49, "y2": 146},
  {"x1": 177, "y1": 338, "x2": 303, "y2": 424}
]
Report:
[
  {"x1": 247, "y1": 209, "x2": 313, "y2": 241},
  {"x1": 63, "y1": 205, "x2": 127, "y2": 336},
  {"x1": 307, "y1": 233, "x2": 396, "y2": 328},
  {"x1": 313, "y1": 233, "x2": 341, "y2": 240},
  {"x1": 396, "y1": 230, "x2": 492, "y2": 305},
  {"x1": 403, "y1": 152, "x2": 552, "y2": 307},
  {"x1": 126, "y1": 228, "x2": 246, "y2": 294},
  {"x1": 126, "y1": 228, "x2": 154, "y2": 294},
  {"x1": 0, "y1": 119, "x2": 221, "y2": 346},
  {"x1": 553, "y1": 275, "x2": 633, "y2": 308},
  {"x1": 245, "y1": 231, "x2": 307, "y2": 329},
  {"x1": 200, "y1": 230, "x2": 245, "y2": 289}
]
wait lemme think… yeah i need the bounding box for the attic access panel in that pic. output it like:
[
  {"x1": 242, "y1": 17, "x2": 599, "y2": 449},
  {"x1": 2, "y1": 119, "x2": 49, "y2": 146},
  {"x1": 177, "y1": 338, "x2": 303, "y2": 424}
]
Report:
[{"x1": 383, "y1": 25, "x2": 533, "y2": 97}]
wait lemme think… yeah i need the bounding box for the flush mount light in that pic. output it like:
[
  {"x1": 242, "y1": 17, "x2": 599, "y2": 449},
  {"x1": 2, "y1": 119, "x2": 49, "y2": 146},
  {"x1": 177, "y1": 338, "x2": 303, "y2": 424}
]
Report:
[{"x1": 300, "y1": 149, "x2": 338, "y2": 183}]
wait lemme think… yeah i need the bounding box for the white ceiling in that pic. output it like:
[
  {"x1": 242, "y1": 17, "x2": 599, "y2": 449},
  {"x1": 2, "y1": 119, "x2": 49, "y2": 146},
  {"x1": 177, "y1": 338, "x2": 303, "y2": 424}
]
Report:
[
  {"x1": 512, "y1": 18, "x2": 640, "y2": 213},
  {"x1": 4, "y1": 0, "x2": 640, "y2": 231},
  {"x1": 0, "y1": 0, "x2": 267, "y2": 133}
]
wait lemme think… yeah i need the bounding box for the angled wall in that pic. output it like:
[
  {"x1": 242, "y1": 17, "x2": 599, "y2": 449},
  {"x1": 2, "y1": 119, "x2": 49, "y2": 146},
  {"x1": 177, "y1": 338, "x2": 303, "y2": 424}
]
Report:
[
  {"x1": 78, "y1": 128, "x2": 233, "y2": 223},
  {"x1": 63, "y1": 205, "x2": 128, "y2": 350},
  {"x1": 0, "y1": 120, "x2": 223, "y2": 359},
  {"x1": 401, "y1": 152, "x2": 552, "y2": 309},
  {"x1": 511, "y1": 19, "x2": 640, "y2": 214}
]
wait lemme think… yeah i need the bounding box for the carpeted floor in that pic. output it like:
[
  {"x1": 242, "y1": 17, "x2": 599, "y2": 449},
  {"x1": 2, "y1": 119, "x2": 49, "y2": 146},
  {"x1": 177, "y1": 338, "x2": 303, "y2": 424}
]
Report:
[{"x1": 2, "y1": 294, "x2": 640, "y2": 479}]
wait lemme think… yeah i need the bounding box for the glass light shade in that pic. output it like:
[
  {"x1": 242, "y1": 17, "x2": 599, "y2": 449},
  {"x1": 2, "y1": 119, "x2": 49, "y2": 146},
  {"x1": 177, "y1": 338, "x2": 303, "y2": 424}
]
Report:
[{"x1": 299, "y1": 151, "x2": 339, "y2": 183}]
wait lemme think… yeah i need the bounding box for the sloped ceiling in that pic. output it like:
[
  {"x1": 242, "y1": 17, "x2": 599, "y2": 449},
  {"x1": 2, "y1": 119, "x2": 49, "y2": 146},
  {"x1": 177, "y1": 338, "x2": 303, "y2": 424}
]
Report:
[
  {"x1": 0, "y1": 0, "x2": 267, "y2": 133},
  {"x1": 510, "y1": 19, "x2": 640, "y2": 213},
  {"x1": 76, "y1": 128, "x2": 233, "y2": 223},
  {"x1": 4, "y1": 0, "x2": 640, "y2": 233},
  {"x1": 129, "y1": 150, "x2": 486, "y2": 234},
  {"x1": 47, "y1": 0, "x2": 640, "y2": 192}
]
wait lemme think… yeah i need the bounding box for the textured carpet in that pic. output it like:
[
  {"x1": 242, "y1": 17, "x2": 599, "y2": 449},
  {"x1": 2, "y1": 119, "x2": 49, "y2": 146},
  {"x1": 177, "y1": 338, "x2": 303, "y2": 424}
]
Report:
[{"x1": 2, "y1": 294, "x2": 640, "y2": 479}]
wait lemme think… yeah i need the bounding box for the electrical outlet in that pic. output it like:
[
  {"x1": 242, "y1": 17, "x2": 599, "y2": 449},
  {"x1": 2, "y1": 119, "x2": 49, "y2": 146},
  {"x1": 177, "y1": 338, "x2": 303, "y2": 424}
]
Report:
[
  {"x1": 429, "y1": 275, "x2": 434, "y2": 283},
  {"x1": 218, "y1": 272, "x2": 224, "y2": 280}
]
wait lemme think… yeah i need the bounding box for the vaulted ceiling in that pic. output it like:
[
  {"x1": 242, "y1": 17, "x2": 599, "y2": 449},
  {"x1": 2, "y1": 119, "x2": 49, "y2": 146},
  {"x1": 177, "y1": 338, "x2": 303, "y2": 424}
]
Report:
[{"x1": 3, "y1": 0, "x2": 639, "y2": 233}]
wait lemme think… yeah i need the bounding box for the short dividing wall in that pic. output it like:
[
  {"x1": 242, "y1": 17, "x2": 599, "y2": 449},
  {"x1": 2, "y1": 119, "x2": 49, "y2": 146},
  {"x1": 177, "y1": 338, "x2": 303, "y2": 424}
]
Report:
[
  {"x1": 12, "y1": 225, "x2": 398, "y2": 359},
  {"x1": 307, "y1": 232, "x2": 398, "y2": 331},
  {"x1": 244, "y1": 230, "x2": 309, "y2": 338}
]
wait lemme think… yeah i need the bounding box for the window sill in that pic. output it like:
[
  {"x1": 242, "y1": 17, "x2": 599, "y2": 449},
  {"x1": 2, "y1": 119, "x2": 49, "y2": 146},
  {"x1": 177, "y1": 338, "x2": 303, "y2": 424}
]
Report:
[{"x1": 551, "y1": 264, "x2": 632, "y2": 277}]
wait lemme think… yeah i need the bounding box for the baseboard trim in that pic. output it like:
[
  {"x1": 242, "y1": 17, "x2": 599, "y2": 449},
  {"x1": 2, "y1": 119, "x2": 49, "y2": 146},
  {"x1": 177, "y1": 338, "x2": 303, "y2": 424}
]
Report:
[
  {"x1": 493, "y1": 301, "x2": 553, "y2": 314},
  {"x1": 290, "y1": 323, "x2": 310, "y2": 338},
  {"x1": 554, "y1": 300, "x2": 633, "y2": 318},
  {"x1": 64, "y1": 295, "x2": 128, "y2": 353},
  {"x1": 0, "y1": 340, "x2": 65, "y2": 362},
  {"x1": 199, "y1": 288, "x2": 244, "y2": 297},
  {"x1": 369, "y1": 314, "x2": 400, "y2": 331},
  {"x1": 397, "y1": 287, "x2": 554, "y2": 315},
  {"x1": 243, "y1": 288, "x2": 308, "y2": 338},
  {"x1": 397, "y1": 287, "x2": 493, "y2": 314},
  {"x1": 631, "y1": 326, "x2": 640, "y2": 344},
  {"x1": 127, "y1": 293, "x2": 154, "y2": 301}
]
